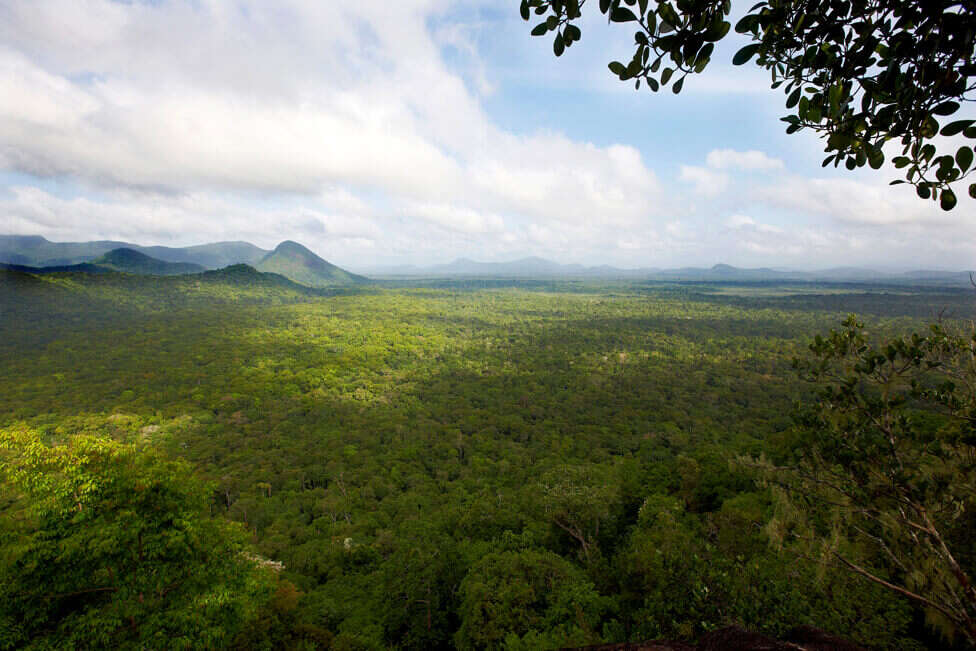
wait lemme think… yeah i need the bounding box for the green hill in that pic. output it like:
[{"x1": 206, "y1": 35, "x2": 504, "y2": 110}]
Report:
[
  {"x1": 255, "y1": 240, "x2": 368, "y2": 287},
  {"x1": 93, "y1": 248, "x2": 205, "y2": 275},
  {"x1": 0, "y1": 235, "x2": 269, "y2": 269}
]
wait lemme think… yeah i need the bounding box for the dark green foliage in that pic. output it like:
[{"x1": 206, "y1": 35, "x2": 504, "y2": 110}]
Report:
[
  {"x1": 519, "y1": 0, "x2": 976, "y2": 209},
  {"x1": 93, "y1": 248, "x2": 206, "y2": 275},
  {"x1": 2, "y1": 272, "x2": 973, "y2": 648},
  {"x1": 456, "y1": 548, "x2": 609, "y2": 649},
  {"x1": 766, "y1": 316, "x2": 976, "y2": 645}
]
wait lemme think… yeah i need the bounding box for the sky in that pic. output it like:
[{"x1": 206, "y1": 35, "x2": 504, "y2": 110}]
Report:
[{"x1": 0, "y1": 0, "x2": 973, "y2": 271}]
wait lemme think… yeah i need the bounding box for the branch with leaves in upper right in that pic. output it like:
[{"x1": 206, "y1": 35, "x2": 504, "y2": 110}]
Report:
[{"x1": 520, "y1": 0, "x2": 976, "y2": 210}]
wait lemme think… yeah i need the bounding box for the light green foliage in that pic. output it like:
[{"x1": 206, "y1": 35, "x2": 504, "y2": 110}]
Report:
[
  {"x1": 0, "y1": 425, "x2": 274, "y2": 650},
  {"x1": 2, "y1": 271, "x2": 974, "y2": 647}
]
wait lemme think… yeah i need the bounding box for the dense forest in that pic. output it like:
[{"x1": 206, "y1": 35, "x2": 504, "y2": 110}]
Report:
[{"x1": 1, "y1": 269, "x2": 973, "y2": 649}]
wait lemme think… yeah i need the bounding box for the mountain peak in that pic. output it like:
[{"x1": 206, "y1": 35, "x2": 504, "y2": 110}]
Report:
[
  {"x1": 257, "y1": 241, "x2": 367, "y2": 287},
  {"x1": 711, "y1": 263, "x2": 738, "y2": 273},
  {"x1": 273, "y1": 240, "x2": 311, "y2": 255},
  {"x1": 93, "y1": 248, "x2": 205, "y2": 275}
]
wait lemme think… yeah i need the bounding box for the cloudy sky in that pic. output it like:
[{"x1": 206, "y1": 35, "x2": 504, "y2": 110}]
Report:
[{"x1": 0, "y1": 0, "x2": 972, "y2": 270}]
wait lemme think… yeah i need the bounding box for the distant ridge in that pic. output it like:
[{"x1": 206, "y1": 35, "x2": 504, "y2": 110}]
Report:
[
  {"x1": 0, "y1": 235, "x2": 268, "y2": 269},
  {"x1": 0, "y1": 248, "x2": 204, "y2": 277},
  {"x1": 93, "y1": 248, "x2": 205, "y2": 275},
  {"x1": 363, "y1": 257, "x2": 975, "y2": 286},
  {"x1": 255, "y1": 241, "x2": 368, "y2": 287}
]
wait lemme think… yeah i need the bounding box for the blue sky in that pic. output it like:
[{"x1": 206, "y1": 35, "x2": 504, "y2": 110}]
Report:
[{"x1": 0, "y1": 0, "x2": 972, "y2": 270}]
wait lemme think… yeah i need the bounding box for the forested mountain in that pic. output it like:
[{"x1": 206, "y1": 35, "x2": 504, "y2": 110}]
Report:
[
  {"x1": 93, "y1": 248, "x2": 206, "y2": 275},
  {"x1": 256, "y1": 240, "x2": 368, "y2": 287},
  {"x1": 0, "y1": 248, "x2": 204, "y2": 276},
  {"x1": 0, "y1": 235, "x2": 268, "y2": 269}
]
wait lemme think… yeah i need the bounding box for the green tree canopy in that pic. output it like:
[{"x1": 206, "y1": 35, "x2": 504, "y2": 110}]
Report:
[
  {"x1": 520, "y1": 0, "x2": 976, "y2": 210},
  {"x1": 0, "y1": 426, "x2": 275, "y2": 650}
]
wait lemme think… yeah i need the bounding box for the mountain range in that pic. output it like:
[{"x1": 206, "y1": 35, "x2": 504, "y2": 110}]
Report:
[
  {"x1": 2, "y1": 236, "x2": 973, "y2": 287},
  {"x1": 0, "y1": 235, "x2": 268, "y2": 269},
  {"x1": 0, "y1": 237, "x2": 365, "y2": 287},
  {"x1": 367, "y1": 257, "x2": 975, "y2": 286}
]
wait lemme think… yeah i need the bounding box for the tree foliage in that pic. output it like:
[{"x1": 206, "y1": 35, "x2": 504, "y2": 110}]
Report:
[
  {"x1": 2, "y1": 272, "x2": 974, "y2": 647},
  {"x1": 0, "y1": 426, "x2": 274, "y2": 650},
  {"x1": 766, "y1": 316, "x2": 976, "y2": 645},
  {"x1": 519, "y1": 0, "x2": 976, "y2": 209}
]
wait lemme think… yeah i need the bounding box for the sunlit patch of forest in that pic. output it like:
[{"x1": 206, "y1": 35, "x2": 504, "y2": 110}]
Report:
[{"x1": 1, "y1": 270, "x2": 972, "y2": 649}]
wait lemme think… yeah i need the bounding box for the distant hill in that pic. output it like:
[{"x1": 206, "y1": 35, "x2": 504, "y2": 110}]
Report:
[
  {"x1": 371, "y1": 256, "x2": 657, "y2": 278},
  {"x1": 363, "y1": 257, "x2": 974, "y2": 286},
  {"x1": 0, "y1": 235, "x2": 129, "y2": 266},
  {"x1": 1, "y1": 248, "x2": 204, "y2": 277},
  {"x1": 93, "y1": 249, "x2": 205, "y2": 275},
  {"x1": 256, "y1": 241, "x2": 368, "y2": 287},
  {"x1": 138, "y1": 241, "x2": 268, "y2": 269},
  {"x1": 0, "y1": 262, "x2": 112, "y2": 275},
  {"x1": 0, "y1": 235, "x2": 269, "y2": 269}
]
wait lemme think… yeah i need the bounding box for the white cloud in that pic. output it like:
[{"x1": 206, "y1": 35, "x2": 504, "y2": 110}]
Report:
[
  {"x1": 679, "y1": 165, "x2": 729, "y2": 197},
  {"x1": 0, "y1": 0, "x2": 972, "y2": 270},
  {"x1": 753, "y1": 176, "x2": 952, "y2": 226},
  {"x1": 726, "y1": 214, "x2": 756, "y2": 229},
  {"x1": 0, "y1": 0, "x2": 666, "y2": 244},
  {"x1": 406, "y1": 201, "x2": 505, "y2": 235},
  {"x1": 706, "y1": 149, "x2": 784, "y2": 171}
]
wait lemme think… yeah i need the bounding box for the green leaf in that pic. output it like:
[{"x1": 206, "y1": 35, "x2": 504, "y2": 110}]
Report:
[
  {"x1": 867, "y1": 147, "x2": 884, "y2": 170},
  {"x1": 610, "y1": 7, "x2": 638, "y2": 22},
  {"x1": 940, "y1": 188, "x2": 957, "y2": 211},
  {"x1": 786, "y1": 87, "x2": 801, "y2": 108},
  {"x1": 970, "y1": 183, "x2": 976, "y2": 199},
  {"x1": 672, "y1": 76, "x2": 684, "y2": 94},
  {"x1": 940, "y1": 120, "x2": 974, "y2": 137},
  {"x1": 658, "y1": 3, "x2": 680, "y2": 27},
  {"x1": 933, "y1": 101, "x2": 960, "y2": 116},
  {"x1": 704, "y1": 20, "x2": 730, "y2": 41},
  {"x1": 531, "y1": 22, "x2": 548, "y2": 36},
  {"x1": 520, "y1": 1, "x2": 530, "y2": 21},
  {"x1": 956, "y1": 146, "x2": 973, "y2": 173},
  {"x1": 733, "y1": 43, "x2": 761, "y2": 66},
  {"x1": 608, "y1": 61, "x2": 627, "y2": 76},
  {"x1": 734, "y1": 14, "x2": 758, "y2": 34},
  {"x1": 553, "y1": 32, "x2": 565, "y2": 56}
]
